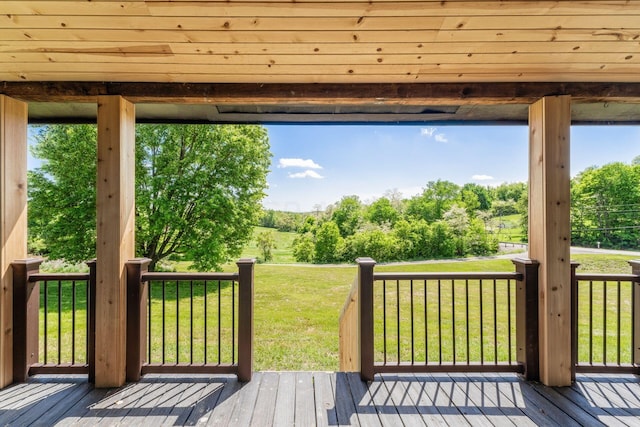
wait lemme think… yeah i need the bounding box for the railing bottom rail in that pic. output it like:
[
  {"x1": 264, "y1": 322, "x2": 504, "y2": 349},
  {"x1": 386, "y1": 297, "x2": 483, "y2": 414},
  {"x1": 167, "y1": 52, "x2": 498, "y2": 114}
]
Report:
[
  {"x1": 141, "y1": 363, "x2": 237, "y2": 375},
  {"x1": 575, "y1": 364, "x2": 640, "y2": 375},
  {"x1": 374, "y1": 362, "x2": 523, "y2": 375},
  {"x1": 29, "y1": 364, "x2": 89, "y2": 376}
]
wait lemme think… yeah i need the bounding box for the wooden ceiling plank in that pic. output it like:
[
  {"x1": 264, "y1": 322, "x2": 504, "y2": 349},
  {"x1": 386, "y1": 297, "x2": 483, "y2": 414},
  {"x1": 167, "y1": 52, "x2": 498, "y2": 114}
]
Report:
[
  {"x1": 1, "y1": 40, "x2": 638, "y2": 55},
  {"x1": 2, "y1": 28, "x2": 639, "y2": 43},
  {"x1": 5, "y1": 71, "x2": 640, "y2": 84},
  {"x1": 3, "y1": 51, "x2": 640, "y2": 66},
  {"x1": 4, "y1": 15, "x2": 640, "y2": 31},
  {"x1": 4, "y1": 1, "x2": 637, "y2": 18}
]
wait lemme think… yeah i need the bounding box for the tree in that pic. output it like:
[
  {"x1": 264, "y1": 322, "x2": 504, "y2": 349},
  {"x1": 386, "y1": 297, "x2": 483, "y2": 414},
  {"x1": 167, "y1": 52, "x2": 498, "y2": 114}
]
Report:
[
  {"x1": 29, "y1": 124, "x2": 271, "y2": 270},
  {"x1": 366, "y1": 197, "x2": 399, "y2": 226},
  {"x1": 331, "y1": 195, "x2": 363, "y2": 237},
  {"x1": 314, "y1": 221, "x2": 344, "y2": 263},
  {"x1": 255, "y1": 230, "x2": 276, "y2": 262}
]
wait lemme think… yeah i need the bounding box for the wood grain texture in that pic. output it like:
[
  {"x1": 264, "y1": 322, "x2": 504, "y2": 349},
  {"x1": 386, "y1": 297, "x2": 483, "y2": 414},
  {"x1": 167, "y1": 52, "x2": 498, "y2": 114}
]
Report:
[
  {"x1": 95, "y1": 95, "x2": 135, "y2": 388},
  {"x1": 0, "y1": 96, "x2": 27, "y2": 389},
  {"x1": 528, "y1": 95, "x2": 571, "y2": 387},
  {"x1": 1, "y1": 1, "x2": 639, "y2": 84}
]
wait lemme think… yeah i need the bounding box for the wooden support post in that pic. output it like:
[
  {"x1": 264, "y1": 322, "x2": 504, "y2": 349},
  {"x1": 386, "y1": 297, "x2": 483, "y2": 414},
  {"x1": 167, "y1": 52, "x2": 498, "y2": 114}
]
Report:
[
  {"x1": 237, "y1": 258, "x2": 255, "y2": 382},
  {"x1": 12, "y1": 259, "x2": 42, "y2": 382},
  {"x1": 528, "y1": 95, "x2": 572, "y2": 386},
  {"x1": 628, "y1": 260, "x2": 640, "y2": 369},
  {"x1": 86, "y1": 259, "x2": 97, "y2": 383},
  {"x1": 95, "y1": 96, "x2": 135, "y2": 387},
  {"x1": 358, "y1": 257, "x2": 376, "y2": 382},
  {"x1": 513, "y1": 258, "x2": 539, "y2": 381},
  {"x1": 126, "y1": 258, "x2": 150, "y2": 382},
  {"x1": 0, "y1": 96, "x2": 27, "y2": 388}
]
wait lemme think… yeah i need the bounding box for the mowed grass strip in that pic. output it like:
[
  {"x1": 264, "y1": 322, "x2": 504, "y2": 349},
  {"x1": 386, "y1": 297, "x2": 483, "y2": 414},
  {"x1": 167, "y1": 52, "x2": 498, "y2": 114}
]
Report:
[{"x1": 38, "y1": 254, "x2": 639, "y2": 371}]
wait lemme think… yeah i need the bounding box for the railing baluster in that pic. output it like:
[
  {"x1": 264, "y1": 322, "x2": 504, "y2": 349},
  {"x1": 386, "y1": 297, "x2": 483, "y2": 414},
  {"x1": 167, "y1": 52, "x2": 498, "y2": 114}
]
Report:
[
  {"x1": 57, "y1": 280, "x2": 62, "y2": 364},
  {"x1": 232, "y1": 279, "x2": 236, "y2": 365},
  {"x1": 190, "y1": 280, "x2": 194, "y2": 365},
  {"x1": 507, "y1": 279, "x2": 512, "y2": 365},
  {"x1": 162, "y1": 280, "x2": 166, "y2": 365},
  {"x1": 410, "y1": 279, "x2": 414, "y2": 365},
  {"x1": 396, "y1": 279, "x2": 400, "y2": 364},
  {"x1": 437, "y1": 279, "x2": 442, "y2": 364},
  {"x1": 44, "y1": 280, "x2": 48, "y2": 364},
  {"x1": 424, "y1": 280, "x2": 428, "y2": 364},
  {"x1": 176, "y1": 280, "x2": 180, "y2": 364},
  {"x1": 493, "y1": 279, "x2": 498, "y2": 364},
  {"x1": 617, "y1": 281, "x2": 622, "y2": 366},
  {"x1": 451, "y1": 279, "x2": 456, "y2": 364},
  {"x1": 604, "y1": 280, "x2": 608, "y2": 365},
  {"x1": 479, "y1": 278, "x2": 484, "y2": 364},
  {"x1": 465, "y1": 279, "x2": 469, "y2": 365},
  {"x1": 72, "y1": 280, "x2": 76, "y2": 365},
  {"x1": 218, "y1": 279, "x2": 222, "y2": 365},
  {"x1": 383, "y1": 279, "x2": 387, "y2": 365},
  {"x1": 204, "y1": 280, "x2": 208, "y2": 363},
  {"x1": 589, "y1": 280, "x2": 593, "y2": 365}
]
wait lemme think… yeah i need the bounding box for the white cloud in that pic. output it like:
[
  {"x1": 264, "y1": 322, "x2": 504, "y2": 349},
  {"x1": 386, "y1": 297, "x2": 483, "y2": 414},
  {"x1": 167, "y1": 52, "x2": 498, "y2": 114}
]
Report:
[
  {"x1": 434, "y1": 133, "x2": 448, "y2": 143},
  {"x1": 278, "y1": 158, "x2": 322, "y2": 169},
  {"x1": 421, "y1": 127, "x2": 448, "y2": 143},
  {"x1": 420, "y1": 127, "x2": 436, "y2": 137},
  {"x1": 288, "y1": 170, "x2": 324, "y2": 179},
  {"x1": 472, "y1": 174, "x2": 495, "y2": 181}
]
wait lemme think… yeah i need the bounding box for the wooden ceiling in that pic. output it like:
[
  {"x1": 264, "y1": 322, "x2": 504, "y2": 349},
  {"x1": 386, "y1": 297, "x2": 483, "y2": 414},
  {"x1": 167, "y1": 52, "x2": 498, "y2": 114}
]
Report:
[{"x1": 2, "y1": 1, "x2": 640, "y2": 123}]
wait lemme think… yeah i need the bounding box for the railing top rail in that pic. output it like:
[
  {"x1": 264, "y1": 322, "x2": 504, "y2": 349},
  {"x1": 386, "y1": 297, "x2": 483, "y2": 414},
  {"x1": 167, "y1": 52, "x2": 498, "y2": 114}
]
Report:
[
  {"x1": 373, "y1": 271, "x2": 522, "y2": 281},
  {"x1": 575, "y1": 273, "x2": 640, "y2": 282},
  {"x1": 28, "y1": 272, "x2": 91, "y2": 282},
  {"x1": 141, "y1": 272, "x2": 239, "y2": 282}
]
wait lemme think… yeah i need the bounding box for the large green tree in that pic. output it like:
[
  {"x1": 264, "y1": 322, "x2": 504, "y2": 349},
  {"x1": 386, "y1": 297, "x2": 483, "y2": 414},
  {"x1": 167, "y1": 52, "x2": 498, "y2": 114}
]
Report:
[{"x1": 29, "y1": 124, "x2": 271, "y2": 270}]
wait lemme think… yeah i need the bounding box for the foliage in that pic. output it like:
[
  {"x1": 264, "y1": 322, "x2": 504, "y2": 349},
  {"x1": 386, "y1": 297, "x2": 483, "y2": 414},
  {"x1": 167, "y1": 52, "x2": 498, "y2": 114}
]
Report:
[
  {"x1": 29, "y1": 124, "x2": 271, "y2": 270},
  {"x1": 260, "y1": 209, "x2": 306, "y2": 232},
  {"x1": 313, "y1": 221, "x2": 344, "y2": 263},
  {"x1": 255, "y1": 230, "x2": 276, "y2": 262},
  {"x1": 330, "y1": 195, "x2": 363, "y2": 237},
  {"x1": 571, "y1": 162, "x2": 640, "y2": 249}
]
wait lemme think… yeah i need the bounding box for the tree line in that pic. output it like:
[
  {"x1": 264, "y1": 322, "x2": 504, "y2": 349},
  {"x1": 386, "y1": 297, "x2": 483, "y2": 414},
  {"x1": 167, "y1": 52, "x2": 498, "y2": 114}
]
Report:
[{"x1": 260, "y1": 181, "x2": 528, "y2": 264}]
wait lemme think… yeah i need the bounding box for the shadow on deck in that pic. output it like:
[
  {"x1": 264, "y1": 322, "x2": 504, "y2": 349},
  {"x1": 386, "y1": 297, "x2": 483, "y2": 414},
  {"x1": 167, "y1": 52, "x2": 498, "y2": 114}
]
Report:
[{"x1": 0, "y1": 372, "x2": 638, "y2": 426}]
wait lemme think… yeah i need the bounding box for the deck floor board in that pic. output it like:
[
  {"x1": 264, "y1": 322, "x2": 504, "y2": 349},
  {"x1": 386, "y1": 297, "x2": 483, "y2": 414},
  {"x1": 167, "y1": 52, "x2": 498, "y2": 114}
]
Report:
[{"x1": 0, "y1": 372, "x2": 637, "y2": 426}]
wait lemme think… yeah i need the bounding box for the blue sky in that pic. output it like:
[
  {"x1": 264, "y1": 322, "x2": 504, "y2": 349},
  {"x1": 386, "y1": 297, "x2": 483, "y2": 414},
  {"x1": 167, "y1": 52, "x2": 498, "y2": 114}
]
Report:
[{"x1": 264, "y1": 125, "x2": 640, "y2": 212}]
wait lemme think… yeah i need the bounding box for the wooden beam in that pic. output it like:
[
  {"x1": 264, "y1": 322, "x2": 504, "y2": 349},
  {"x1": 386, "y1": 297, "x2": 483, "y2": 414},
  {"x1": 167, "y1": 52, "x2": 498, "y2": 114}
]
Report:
[
  {"x1": 528, "y1": 95, "x2": 571, "y2": 387},
  {"x1": 0, "y1": 95, "x2": 27, "y2": 388},
  {"x1": 95, "y1": 95, "x2": 135, "y2": 388},
  {"x1": 4, "y1": 82, "x2": 640, "y2": 104}
]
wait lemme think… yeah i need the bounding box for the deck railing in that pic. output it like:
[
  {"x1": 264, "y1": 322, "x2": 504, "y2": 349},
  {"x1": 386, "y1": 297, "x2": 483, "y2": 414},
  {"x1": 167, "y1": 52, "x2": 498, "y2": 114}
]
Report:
[
  {"x1": 12, "y1": 259, "x2": 96, "y2": 382},
  {"x1": 341, "y1": 257, "x2": 540, "y2": 381},
  {"x1": 572, "y1": 261, "x2": 640, "y2": 375},
  {"x1": 126, "y1": 258, "x2": 255, "y2": 382},
  {"x1": 12, "y1": 257, "x2": 255, "y2": 383}
]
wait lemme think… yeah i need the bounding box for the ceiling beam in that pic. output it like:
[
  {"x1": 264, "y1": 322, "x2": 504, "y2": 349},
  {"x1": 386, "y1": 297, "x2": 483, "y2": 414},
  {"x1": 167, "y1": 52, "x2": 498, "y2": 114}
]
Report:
[{"x1": 3, "y1": 82, "x2": 640, "y2": 105}]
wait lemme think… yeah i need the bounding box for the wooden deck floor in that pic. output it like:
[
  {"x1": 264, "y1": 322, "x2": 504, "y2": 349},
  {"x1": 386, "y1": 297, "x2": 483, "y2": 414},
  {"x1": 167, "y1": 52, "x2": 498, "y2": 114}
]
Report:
[{"x1": 0, "y1": 372, "x2": 638, "y2": 426}]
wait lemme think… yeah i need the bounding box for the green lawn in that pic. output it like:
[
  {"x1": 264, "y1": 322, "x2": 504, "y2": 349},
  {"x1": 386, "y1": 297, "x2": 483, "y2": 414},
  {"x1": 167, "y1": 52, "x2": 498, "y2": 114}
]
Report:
[
  {"x1": 38, "y1": 253, "x2": 638, "y2": 371},
  {"x1": 240, "y1": 226, "x2": 298, "y2": 263}
]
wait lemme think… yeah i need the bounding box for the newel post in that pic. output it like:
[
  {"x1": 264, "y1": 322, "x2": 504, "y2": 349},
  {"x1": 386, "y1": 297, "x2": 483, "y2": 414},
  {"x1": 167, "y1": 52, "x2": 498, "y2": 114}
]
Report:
[
  {"x1": 629, "y1": 260, "x2": 640, "y2": 369},
  {"x1": 126, "y1": 258, "x2": 151, "y2": 382},
  {"x1": 12, "y1": 258, "x2": 42, "y2": 383},
  {"x1": 87, "y1": 259, "x2": 97, "y2": 383},
  {"x1": 358, "y1": 257, "x2": 376, "y2": 382},
  {"x1": 512, "y1": 258, "x2": 539, "y2": 381},
  {"x1": 237, "y1": 258, "x2": 255, "y2": 382}
]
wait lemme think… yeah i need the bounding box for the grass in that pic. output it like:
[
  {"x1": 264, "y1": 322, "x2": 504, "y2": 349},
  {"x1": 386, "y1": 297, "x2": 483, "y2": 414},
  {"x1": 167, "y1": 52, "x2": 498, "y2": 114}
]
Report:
[
  {"x1": 494, "y1": 213, "x2": 526, "y2": 243},
  {"x1": 37, "y1": 253, "x2": 639, "y2": 371},
  {"x1": 240, "y1": 226, "x2": 298, "y2": 263}
]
